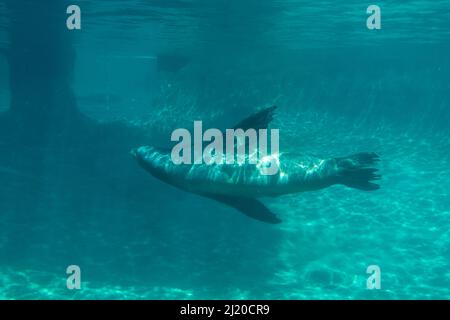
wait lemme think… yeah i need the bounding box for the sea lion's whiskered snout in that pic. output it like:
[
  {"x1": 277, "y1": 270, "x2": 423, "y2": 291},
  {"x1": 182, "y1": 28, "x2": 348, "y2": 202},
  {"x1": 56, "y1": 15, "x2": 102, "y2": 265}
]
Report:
[
  {"x1": 130, "y1": 148, "x2": 138, "y2": 159},
  {"x1": 130, "y1": 146, "x2": 155, "y2": 160}
]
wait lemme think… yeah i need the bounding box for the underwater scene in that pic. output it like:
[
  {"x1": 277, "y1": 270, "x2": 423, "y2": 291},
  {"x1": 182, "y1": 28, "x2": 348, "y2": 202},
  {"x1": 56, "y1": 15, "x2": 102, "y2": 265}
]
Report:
[{"x1": 0, "y1": 0, "x2": 449, "y2": 299}]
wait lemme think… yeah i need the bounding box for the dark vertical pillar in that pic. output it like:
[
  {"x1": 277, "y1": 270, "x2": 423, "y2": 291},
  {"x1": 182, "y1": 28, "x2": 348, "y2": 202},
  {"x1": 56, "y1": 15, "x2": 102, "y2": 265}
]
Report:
[{"x1": 5, "y1": 0, "x2": 84, "y2": 144}]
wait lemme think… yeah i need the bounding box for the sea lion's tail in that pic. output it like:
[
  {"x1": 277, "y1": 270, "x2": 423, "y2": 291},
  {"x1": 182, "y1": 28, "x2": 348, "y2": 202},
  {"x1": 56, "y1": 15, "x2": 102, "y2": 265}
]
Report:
[{"x1": 335, "y1": 152, "x2": 381, "y2": 191}]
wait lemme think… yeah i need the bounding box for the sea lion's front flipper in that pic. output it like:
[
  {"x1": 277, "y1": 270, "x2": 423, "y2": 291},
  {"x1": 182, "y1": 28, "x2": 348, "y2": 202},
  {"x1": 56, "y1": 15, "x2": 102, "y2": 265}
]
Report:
[
  {"x1": 233, "y1": 106, "x2": 277, "y2": 130},
  {"x1": 204, "y1": 194, "x2": 282, "y2": 224}
]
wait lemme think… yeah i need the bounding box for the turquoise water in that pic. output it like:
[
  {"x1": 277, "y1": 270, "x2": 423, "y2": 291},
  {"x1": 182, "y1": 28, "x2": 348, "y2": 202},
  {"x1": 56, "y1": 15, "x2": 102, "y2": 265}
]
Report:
[{"x1": 0, "y1": 0, "x2": 449, "y2": 299}]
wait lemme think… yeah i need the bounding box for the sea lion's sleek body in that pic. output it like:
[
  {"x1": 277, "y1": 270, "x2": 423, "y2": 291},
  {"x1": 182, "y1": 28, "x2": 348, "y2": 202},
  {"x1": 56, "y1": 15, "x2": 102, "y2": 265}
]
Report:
[
  {"x1": 132, "y1": 107, "x2": 380, "y2": 223},
  {"x1": 134, "y1": 147, "x2": 342, "y2": 197}
]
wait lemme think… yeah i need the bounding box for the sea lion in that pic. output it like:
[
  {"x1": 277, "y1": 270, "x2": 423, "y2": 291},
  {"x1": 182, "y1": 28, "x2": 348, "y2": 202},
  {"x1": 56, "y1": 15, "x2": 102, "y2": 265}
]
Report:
[{"x1": 132, "y1": 107, "x2": 380, "y2": 224}]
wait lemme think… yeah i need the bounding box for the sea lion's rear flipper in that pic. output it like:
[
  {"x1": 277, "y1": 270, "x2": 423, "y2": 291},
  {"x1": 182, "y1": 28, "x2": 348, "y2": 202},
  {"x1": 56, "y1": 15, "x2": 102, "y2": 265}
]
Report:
[
  {"x1": 335, "y1": 152, "x2": 381, "y2": 191},
  {"x1": 204, "y1": 194, "x2": 282, "y2": 224},
  {"x1": 233, "y1": 106, "x2": 277, "y2": 130}
]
